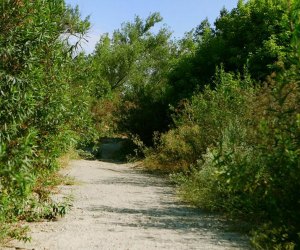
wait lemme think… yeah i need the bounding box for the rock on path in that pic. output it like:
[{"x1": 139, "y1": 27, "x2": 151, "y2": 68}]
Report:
[{"x1": 5, "y1": 159, "x2": 250, "y2": 250}]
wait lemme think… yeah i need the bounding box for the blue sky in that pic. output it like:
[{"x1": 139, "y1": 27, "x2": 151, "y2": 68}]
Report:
[{"x1": 65, "y1": 0, "x2": 238, "y2": 53}]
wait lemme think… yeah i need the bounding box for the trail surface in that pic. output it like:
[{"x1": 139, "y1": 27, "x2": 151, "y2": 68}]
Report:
[{"x1": 6, "y1": 144, "x2": 250, "y2": 250}]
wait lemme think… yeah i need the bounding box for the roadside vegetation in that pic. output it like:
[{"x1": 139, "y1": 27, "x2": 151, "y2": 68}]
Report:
[
  {"x1": 0, "y1": 0, "x2": 299, "y2": 249},
  {"x1": 0, "y1": 0, "x2": 95, "y2": 243}
]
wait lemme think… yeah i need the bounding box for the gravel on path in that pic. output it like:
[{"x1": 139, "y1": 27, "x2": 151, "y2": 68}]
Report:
[{"x1": 4, "y1": 158, "x2": 251, "y2": 250}]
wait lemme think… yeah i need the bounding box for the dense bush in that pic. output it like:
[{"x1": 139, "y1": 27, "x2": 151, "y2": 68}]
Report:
[
  {"x1": 144, "y1": 70, "x2": 254, "y2": 171},
  {"x1": 0, "y1": 0, "x2": 93, "y2": 241},
  {"x1": 91, "y1": 93, "x2": 121, "y2": 138},
  {"x1": 144, "y1": 67, "x2": 299, "y2": 248}
]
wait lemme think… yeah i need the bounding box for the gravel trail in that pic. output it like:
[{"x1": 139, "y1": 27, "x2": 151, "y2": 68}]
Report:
[{"x1": 5, "y1": 145, "x2": 251, "y2": 250}]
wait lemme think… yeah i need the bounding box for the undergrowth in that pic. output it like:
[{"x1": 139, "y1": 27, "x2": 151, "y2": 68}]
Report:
[
  {"x1": 0, "y1": 147, "x2": 79, "y2": 245},
  {"x1": 143, "y1": 69, "x2": 300, "y2": 249}
]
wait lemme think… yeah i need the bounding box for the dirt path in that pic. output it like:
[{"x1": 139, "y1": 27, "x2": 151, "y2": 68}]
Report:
[{"x1": 5, "y1": 152, "x2": 251, "y2": 249}]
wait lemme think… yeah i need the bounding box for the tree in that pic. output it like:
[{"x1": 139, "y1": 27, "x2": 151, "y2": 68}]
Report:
[
  {"x1": 168, "y1": 0, "x2": 292, "y2": 104},
  {"x1": 91, "y1": 13, "x2": 176, "y2": 144}
]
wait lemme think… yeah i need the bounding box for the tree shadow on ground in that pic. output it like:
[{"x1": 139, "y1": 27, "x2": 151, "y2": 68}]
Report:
[
  {"x1": 88, "y1": 203, "x2": 250, "y2": 248},
  {"x1": 87, "y1": 166, "x2": 251, "y2": 249},
  {"x1": 83, "y1": 137, "x2": 138, "y2": 164}
]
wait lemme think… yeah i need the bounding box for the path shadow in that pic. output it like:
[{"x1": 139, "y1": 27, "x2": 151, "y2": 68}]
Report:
[
  {"x1": 88, "y1": 203, "x2": 250, "y2": 248},
  {"x1": 82, "y1": 137, "x2": 137, "y2": 164},
  {"x1": 93, "y1": 173, "x2": 171, "y2": 188},
  {"x1": 87, "y1": 167, "x2": 251, "y2": 249}
]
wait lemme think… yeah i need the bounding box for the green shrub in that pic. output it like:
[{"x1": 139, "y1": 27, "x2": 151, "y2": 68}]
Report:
[
  {"x1": 0, "y1": 0, "x2": 92, "y2": 242},
  {"x1": 145, "y1": 68, "x2": 300, "y2": 248},
  {"x1": 143, "y1": 124, "x2": 202, "y2": 172},
  {"x1": 144, "y1": 69, "x2": 254, "y2": 171}
]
